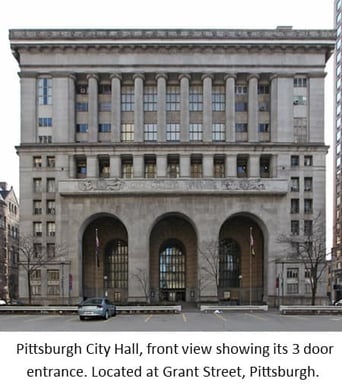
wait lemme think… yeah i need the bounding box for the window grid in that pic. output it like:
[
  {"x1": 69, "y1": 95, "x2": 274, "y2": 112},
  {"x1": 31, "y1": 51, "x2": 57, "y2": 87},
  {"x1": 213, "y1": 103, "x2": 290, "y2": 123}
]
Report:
[
  {"x1": 189, "y1": 123, "x2": 203, "y2": 141},
  {"x1": 166, "y1": 123, "x2": 180, "y2": 142},
  {"x1": 189, "y1": 86, "x2": 203, "y2": 111},
  {"x1": 144, "y1": 124, "x2": 157, "y2": 142},
  {"x1": 166, "y1": 86, "x2": 180, "y2": 111},
  {"x1": 143, "y1": 87, "x2": 157, "y2": 111},
  {"x1": 212, "y1": 123, "x2": 225, "y2": 142},
  {"x1": 38, "y1": 78, "x2": 52, "y2": 105},
  {"x1": 105, "y1": 240, "x2": 128, "y2": 289}
]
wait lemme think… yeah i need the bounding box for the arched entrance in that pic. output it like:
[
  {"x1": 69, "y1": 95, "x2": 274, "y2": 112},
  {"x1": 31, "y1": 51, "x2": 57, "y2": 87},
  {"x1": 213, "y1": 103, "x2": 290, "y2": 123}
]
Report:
[
  {"x1": 82, "y1": 215, "x2": 128, "y2": 302},
  {"x1": 150, "y1": 214, "x2": 197, "y2": 303},
  {"x1": 219, "y1": 215, "x2": 264, "y2": 304}
]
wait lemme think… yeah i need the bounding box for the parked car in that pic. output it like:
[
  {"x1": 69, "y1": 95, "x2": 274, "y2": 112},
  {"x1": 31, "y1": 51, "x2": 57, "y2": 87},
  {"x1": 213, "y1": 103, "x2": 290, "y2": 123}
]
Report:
[
  {"x1": 0, "y1": 299, "x2": 6, "y2": 305},
  {"x1": 78, "y1": 297, "x2": 116, "y2": 320},
  {"x1": 334, "y1": 299, "x2": 342, "y2": 306}
]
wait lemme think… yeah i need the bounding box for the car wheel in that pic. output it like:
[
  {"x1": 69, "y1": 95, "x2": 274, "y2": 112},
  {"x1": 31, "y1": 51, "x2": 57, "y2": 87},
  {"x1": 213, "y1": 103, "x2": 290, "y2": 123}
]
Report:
[
  {"x1": 104, "y1": 310, "x2": 109, "y2": 320},
  {"x1": 80, "y1": 316, "x2": 85, "y2": 321}
]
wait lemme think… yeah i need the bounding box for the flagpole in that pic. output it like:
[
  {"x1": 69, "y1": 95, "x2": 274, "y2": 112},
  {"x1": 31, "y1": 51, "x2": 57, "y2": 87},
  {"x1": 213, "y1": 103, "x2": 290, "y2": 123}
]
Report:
[
  {"x1": 95, "y1": 228, "x2": 99, "y2": 297},
  {"x1": 249, "y1": 227, "x2": 252, "y2": 305}
]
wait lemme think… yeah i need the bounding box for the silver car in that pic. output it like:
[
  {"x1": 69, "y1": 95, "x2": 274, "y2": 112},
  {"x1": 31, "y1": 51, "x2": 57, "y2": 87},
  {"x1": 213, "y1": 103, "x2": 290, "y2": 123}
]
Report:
[{"x1": 78, "y1": 297, "x2": 116, "y2": 320}]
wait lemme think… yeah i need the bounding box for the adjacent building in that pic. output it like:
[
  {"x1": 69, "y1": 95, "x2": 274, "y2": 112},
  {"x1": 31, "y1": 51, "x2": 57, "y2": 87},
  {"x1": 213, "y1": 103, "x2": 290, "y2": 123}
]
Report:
[
  {"x1": 9, "y1": 27, "x2": 335, "y2": 305},
  {"x1": 0, "y1": 182, "x2": 19, "y2": 301}
]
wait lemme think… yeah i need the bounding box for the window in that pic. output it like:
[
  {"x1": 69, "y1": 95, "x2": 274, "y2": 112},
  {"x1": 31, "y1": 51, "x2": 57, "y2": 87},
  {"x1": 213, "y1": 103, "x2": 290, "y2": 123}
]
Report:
[
  {"x1": 33, "y1": 156, "x2": 42, "y2": 168},
  {"x1": 99, "y1": 102, "x2": 112, "y2": 112},
  {"x1": 189, "y1": 86, "x2": 203, "y2": 111},
  {"x1": 237, "y1": 156, "x2": 248, "y2": 177},
  {"x1": 33, "y1": 178, "x2": 42, "y2": 193},
  {"x1": 121, "y1": 86, "x2": 134, "y2": 111},
  {"x1": 38, "y1": 78, "x2": 52, "y2": 105},
  {"x1": 291, "y1": 155, "x2": 300, "y2": 167},
  {"x1": 76, "y1": 124, "x2": 88, "y2": 133},
  {"x1": 212, "y1": 86, "x2": 225, "y2": 111},
  {"x1": 258, "y1": 84, "x2": 269, "y2": 94},
  {"x1": 105, "y1": 240, "x2": 128, "y2": 289},
  {"x1": 189, "y1": 123, "x2": 203, "y2": 141},
  {"x1": 98, "y1": 123, "x2": 111, "y2": 133},
  {"x1": 47, "y1": 243, "x2": 55, "y2": 258},
  {"x1": 304, "y1": 177, "x2": 313, "y2": 192},
  {"x1": 293, "y1": 96, "x2": 307, "y2": 105},
  {"x1": 291, "y1": 199, "x2": 299, "y2": 214},
  {"x1": 291, "y1": 220, "x2": 299, "y2": 236},
  {"x1": 47, "y1": 270, "x2": 60, "y2": 296},
  {"x1": 235, "y1": 85, "x2": 247, "y2": 95},
  {"x1": 287, "y1": 283, "x2": 299, "y2": 294},
  {"x1": 99, "y1": 157, "x2": 110, "y2": 178},
  {"x1": 258, "y1": 123, "x2": 269, "y2": 133},
  {"x1": 304, "y1": 220, "x2": 313, "y2": 236},
  {"x1": 235, "y1": 102, "x2": 248, "y2": 112},
  {"x1": 212, "y1": 124, "x2": 225, "y2": 142},
  {"x1": 287, "y1": 268, "x2": 298, "y2": 279},
  {"x1": 31, "y1": 269, "x2": 41, "y2": 296},
  {"x1": 190, "y1": 156, "x2": 203, "y2": 178},
  {"x1": 304, "y1": 155, "x2": 313, "y2": 166},
  {"x1": 235, "y1": 123, "x2": 248, "y2": 133},
  {"x1": 33, "y1": 222, "x2": 42, "y2": 237},
  {"x1": 33, "y1": 200, "x2": 42, "y2": 215},
  {"x1": 167, "y1": 155, "x2": 180, "y2": 178},
  {"x1": 38, "y1": 117, "x2": 52, "y2": 127},
  {"x1": 39, "y1": 136, "x2": 52, "y2": 144},
  {"x1": 159, "y1": 242, "x2": 185, "y2": 291},
  {"x1": 166, "y1": 123, "x2": 180, "y2": 142},
  {"x1": 260, "y1": 156, "x2": 271, "y2": 178},
  {"x1": 294, "y1": 118, "x2": 308, "y2": 143},
  {"x1": 294, "y1": 77, "x2": 307, "y2": 88},
  {"x1": 121, "y1": 157, "x2": 133, "y2": 178},
  {"x1": 47, "y1": 178, "x2": 55, "y2": 193},
  {"x1": 219, "y1": 239, "x2": 240, "y2": 288},
  {"x1": 214, "y1": 156, "x2": 225, "y2": 178},
  {"x1": 166, "y1": 86, "x2": 180, "y2": 111},
  {"x1": 304, "y1": 199, "x2": 313, "y2": 214},
  {"x1": 99, "y1": 84, "x2": 111, "y2": 95},
  {"x1": 47, "y1": 156, "x2": 55, "y2": 168},
  {"x1": 76, "y1": 102, "x2": 88, "y2": 112},
  {"x1": 47, "y1": 270, "x2": 60, "y2": 281},
  {"x1": 76, "y1": 158, "x2": 87, "y2": 178},
  {"x1": 144, "y1": 156, "x2": 156, "y2": 178},
  {"x1": 47, "y1": 222, "x2": 56, "y2": 237},
  {"x1": 143, "y1": 86, "x2": 157, "y2": 111},
  {"x1": 121, "y1": 124, "x2": 134, "y2": 142},
  {"x1": 47, "y1": 200, "x2": 56, "y2": 215},
  {"x1": 144, "y1": 124, "x2": 157, "y2": 142},
  {"x1": 33, "y1": 243, "x2": 42, "y2": 258},
  {"x1": 290, "y1": 177, "x2": 300, "y2": 192}
]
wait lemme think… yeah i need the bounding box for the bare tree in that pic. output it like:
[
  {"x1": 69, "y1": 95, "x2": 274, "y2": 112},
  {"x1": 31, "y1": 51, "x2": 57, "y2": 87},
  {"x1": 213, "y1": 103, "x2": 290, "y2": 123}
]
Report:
[
  {"x1": 278, "y1": 213, "x2": 328, "y2": 305},
  {"x1": 18, "y1": 234, "x2": 67, "y2": 304},
  {"x1": 198, "y1": 240, "x2": 221, "y2": 299},
  {"x1": 131, "y1": 267, "x2": 150, "y2": 303}
]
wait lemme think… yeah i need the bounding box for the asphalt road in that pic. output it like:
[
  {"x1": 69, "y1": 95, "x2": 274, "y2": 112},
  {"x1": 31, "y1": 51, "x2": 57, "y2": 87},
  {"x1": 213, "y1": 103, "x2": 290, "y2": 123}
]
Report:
[{"x1": 0, "y1": 310, "x2": 342, "y2": 331}]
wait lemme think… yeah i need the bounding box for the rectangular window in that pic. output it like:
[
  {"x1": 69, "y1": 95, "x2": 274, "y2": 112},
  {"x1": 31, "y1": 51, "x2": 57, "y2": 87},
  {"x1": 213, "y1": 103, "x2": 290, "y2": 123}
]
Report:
[
  {"x1": 99, "y1": 157, "x2": 110, "y2": 178},
  {"x1": 235, "y1": 123, "x2": 248, "y2": 133},
  {"x1": 76, "y1": 158, "x2": 87, "y2": 178},
  {"x1": 99, "y1": 102, "x2": 112, "y2": 112},
  {"x1": 189, "y1": 86, "x2": 203, "y2": 111},
  {"x1": 235, "y1": 102, "x2": 248, "y2": 112},
  {"x1": 47, "y1": 222, "x2": 56, "y2": 237},
  {"x1": 235, "y1": 85, "x2": 247, "y2": 95},
  {"x1": 144, "y1": 124, "x2": 157, "y2": 142},
  {"x1": 291, "y1": 199, "x2": 299, "y2": 214},
  {"x1": 304, "y1": 199, "x2": 313, "y2": 214},
  {"x1": 76, "y1": 124, "x2": 88, "y2": 133},
  {"x1": 121, "y1": 86, "x2": 134, "y2": 111},
  {"x1": 291, "y1": 155, "x2": 300, "y2": 167},
  {"x1": 47, "y1": 178, "x2": 55, "y2": 193},
  {"x1": 33, "y1": 222, "x2": 42, "y2": 237},
  {"x1": 33, "y1": 243, "x2": 42, "y2": 258},
  {"x1": 144, "y1": 156, "x2": 157, "y2": 178},
  {"x1": 98, "y1": 123, "x2": 111, "y2": 133},
  {"x1": 290, "y1": 177, "x2": 300, "y2": 192},
  {"x1": 212, "y1": 124, "x2": 225, "y2": 142},
  {"x1": 214, "y1": 156, "x2": 225, "y2": 178},
  {"x1": 167, "y1": 155, "x2": 180, "y2": 178},
  {"x1": 287, "y1": 283, "x2": 299, "y2": 294},
  {"x1": 294, "y1": 77, "x2": 307, "y2": 88},
  {"x1": 190, "y1": 156, "x2": 203, "y2": 178},
  {"x1": 291, "y1": 220, "x2": 299, "y2": 236},
  {"x1": 47, "y1": 156, "x2": 55, "y2": 168},
  {"x1": 99, "y1": 84, "x2": 111, "y2": 95},
  {"x1": 38, "y1": 78, "x2": 52, "y2": 105},
  {"x1": 47, "y1": 243, "x2": 55, "y2": 258},
  {"x1": 121, "y1": 124, "x2": 134, "y2": 142},
  {"x1": 33, "y1": 200, "x2": 42, "y2": 215},
  {"x1": 258, "y1": 84, "x2": 269, "y2": 94},
  {"x1": 212, "y1": 86, "x2": 225, "y2": 111},
  {"x1": 260, "y1": 156, "x2": 271, "y2": 178},
  {"x1": 304, "y1": 155, "x2": 313, "y2": 166},
  {"x1": 237, "y1": 156, "x2": 248, "y2": 177},
  {"x1": 258, "y1": 123, "x2": 269, "y2": 133},
  {"x1": 76, "y1": 102, "x2": 88, "y2": 112},
  {"x1": 166, "y1": 123, "x2": 180, "y2": 142},
  {"x1": 33, "y1": 156, "x2": 42, "y2": 168},
  {"x1": 47, "y1": 270, "x2": 60, "y2": 296},
  {"x1": 47, "y1": 200, "x2": 56, "y2": 215},
  {"x1": 39, "y1": 136, "x2": 52, "y2": 144},
  {"x1": 189, "y1": 123, "x2": 203, "y2": 141},
  {"x1": 143, "y1": 86, "x2": 157, "y2": 111},
  {"x1": 287, "y1": 268, "x2": 299, "y2": 279},
  {"x1": 33, "y1": 178, "x2": 42, "y2": 193},
  {"x1": 304, "y1": 220, "x2": 313, "y2": 236},
  {"x1": 304, "y1": 177, "x2": 313, "y2": 192},
  {"x1": 38, "y1": 117, "x2": 53, "y2": 127},
  {"x1": 121, "y1": 157, "x2": 133, "y2": 179},
  {"x1": 166, "y1": 86, "x2": 180, "y2": 111},
  {"x1": 293, "y1": 96, "x2": 307, "y2": 105}
]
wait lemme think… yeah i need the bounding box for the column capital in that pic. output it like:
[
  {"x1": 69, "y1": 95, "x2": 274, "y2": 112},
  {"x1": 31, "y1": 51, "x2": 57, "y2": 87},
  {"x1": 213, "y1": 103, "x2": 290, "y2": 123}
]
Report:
[
  {"x1": 178, "y1": 73, "x2": 191, "y2": 81},
  {"x1": 86, "y1": 73, "x2": 99, "y2": 81},
  {"x1": 247, "y1": 73, "x2": 260, "y2": 81},
  {"x1": 224, "y1": 73, "x2": 237, "y2": 81},
  {"x1": 133, "y1": 73, "x2": 145, "y2": 81},
  {"x1": 201, "y1": 73, "x2": 214, "y2": 81},
  {"x1": 156, "y1": 73, "x2": 168, "y2": 81},
  {"x1": 110, "y1": 73, "x2": 122, "y2": 81}
]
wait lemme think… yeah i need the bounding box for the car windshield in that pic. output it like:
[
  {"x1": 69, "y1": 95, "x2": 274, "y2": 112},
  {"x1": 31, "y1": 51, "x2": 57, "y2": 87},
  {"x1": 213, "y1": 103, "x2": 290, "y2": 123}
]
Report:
[{"x1": 83, "y1": 298, "x2": 103, "y2": 306}]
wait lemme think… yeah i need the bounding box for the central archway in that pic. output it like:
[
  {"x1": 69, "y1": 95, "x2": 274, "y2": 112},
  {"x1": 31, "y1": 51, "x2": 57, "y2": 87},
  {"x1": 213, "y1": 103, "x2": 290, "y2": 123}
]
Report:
[{"x1": 150, "y1": 214, "x2": 197, "y2": 303}]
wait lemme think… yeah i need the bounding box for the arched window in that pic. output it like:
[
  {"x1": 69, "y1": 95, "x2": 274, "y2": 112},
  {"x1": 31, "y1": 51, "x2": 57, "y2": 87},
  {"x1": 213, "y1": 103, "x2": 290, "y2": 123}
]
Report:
[
  {"x1": 219, "y1": 239, "x2": 240, "y2": 288},
  {"x1": 104, "y1": 240, "x2": 128, "y2": 289},
  {"x1": 159, "y1": 242, "x2": 185, "y2": 290}
]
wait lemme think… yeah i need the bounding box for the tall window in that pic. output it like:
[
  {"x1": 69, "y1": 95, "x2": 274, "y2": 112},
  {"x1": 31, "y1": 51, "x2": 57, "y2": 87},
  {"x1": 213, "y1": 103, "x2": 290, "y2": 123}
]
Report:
[
  {"x1": 144, "y1": 124, "x2": 157, "y2": 142},
  {"x1": 33, "y1": 178, "x2": 42, "y2": 193},
  {"x1": 189, "y1": 86, "x2": 203, "y2": 111},
  {"x1": 260, "y1": 156, "x2": 271, "y2": 178},
  {"x1": 143, "y1": 86, "x2": 157, "y2": 111},
  {"x1": 76, "y1": 158, "x2": 87, "y2": 178},
  {"x1": 166, "y1": 123, "x2": 180, "y2": 142},
  {"x1": 237, "y1": 156, "x2": 248, "y2": 177},
  {"x1": 121, "y1": 157, "x2": 133, "y2": 178},
  {"x1": 105, "y1": 240, "x2": 128, "y2": 289},
  {"x1": 38, "y1": 78, "x2": 52, "y2": 105},
  {"x1": 214, "y1": 156, "x2": 225, "y2": 178},
  {"x1": 121, "y1": 86, "x2": 134, "y2": 111},
  {"x1": 212, "y1": 123, "x2": 225, "y2": 142},
  {"x1": 99, "y1": 157, "x2": 110, "y2": 178},
  {"x1": 189, "y1": 123, "x2": 202, "y2": 141},
  {"x1": 219, "y1": 239, "x2": 240, "y2": 288},
  {"x1": 121, "y1": 124, "x2": 134, "y2": 142},
  {"x1": 159, "y1": 242, "x2": 186, "y2": 291},
  {"x1": 212, "y1": 86, "x2": 225, "y2": 111},
  {"x1": 47, "y1": 178, "x2": 55, "y2": 192},
  {"x1": 144, "y1": 156, "x2": 157, "y2": 178},
  {"x1": 166, "y1": 86, "x2": 180, "y2": 111},
  {"x1": 167, "y1": 155, "x2": 180, "y2": 178},
  {"x1": 190, "y1": 156, "x2": 203, "y2": 178}
]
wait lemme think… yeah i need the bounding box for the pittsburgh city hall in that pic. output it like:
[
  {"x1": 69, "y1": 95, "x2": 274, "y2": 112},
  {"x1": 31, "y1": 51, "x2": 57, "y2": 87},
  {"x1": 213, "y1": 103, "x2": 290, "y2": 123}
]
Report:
[{"x1": 9, "y1": 27, "x2": 335, "y2": 305}]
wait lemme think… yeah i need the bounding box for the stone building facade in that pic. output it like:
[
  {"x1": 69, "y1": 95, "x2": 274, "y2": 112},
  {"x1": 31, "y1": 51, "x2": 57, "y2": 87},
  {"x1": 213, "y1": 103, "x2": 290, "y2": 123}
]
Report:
[{"x1": 9, "y1": 28, "x2": 335, "y2": 305}]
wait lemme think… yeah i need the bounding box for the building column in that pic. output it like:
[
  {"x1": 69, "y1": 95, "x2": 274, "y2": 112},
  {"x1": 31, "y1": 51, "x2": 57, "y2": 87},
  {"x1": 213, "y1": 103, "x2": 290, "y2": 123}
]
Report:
[
  {"x1": 226, "y1": 155, "x2": 236, "y2": 177},
  {"x1": 87, "y1": 74, "x2": 99, "y2": 142},
  {"x1": 110, "y1": 155, "x2": 121, "y2": 178},
  {"x1": 202, "y1": 74, "x2": 213, "y2": 142},
  {"x1": 270, "y1": 74, "x2": 278, "y2": 143},
  {"x1": 19, "y1": 72, "x2": 37, "y2": 143},
  {"x1": 68, "y1": 74, "x2": 76, "y2": 142},
  {"x1": 203, "y1": 155, "x2": 214, "y2": 177},
  {"x1": 179, "y1": 74, "x2": 190, "y2": 142},
  {"x1": 134, "y1": 73, "x2": 144, "y2": 143},
  {"x1": 225, "y1": 74, "x2": 236, "y2": 142},
  {"x1": 247, "y1": 74, "x2": 259, "y2": 142},
  {"x1": 180, "y1": 155, "x2": 190, "y2": 177},
  {"x1": 69, "y1": 156, "x2": 76, "y2": 178},
  {"x1": 249, "y1": 154, "x2": 260, "y2": 177},
  {"x1": 87, "y1": 156, "x2": 98, "y2": 178},
  {"x1": 156, "y1": 73, "x2": 167, "y2": 142},
  {"x1": 110, "y1": 73, "x2": 121, "y2": 143},
  {"x1": 133, "y1": 155, "x2": 144, "y2": 178},
  {"x1": 157, "y1": 155, "x2": 167, "y2": 177}
]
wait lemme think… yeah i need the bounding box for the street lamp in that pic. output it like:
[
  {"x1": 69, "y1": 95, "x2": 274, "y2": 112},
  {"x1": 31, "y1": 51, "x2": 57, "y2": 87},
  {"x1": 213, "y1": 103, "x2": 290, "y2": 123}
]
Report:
[
  {"x1": 103, "y1": 275, "x2": 108, "y2": 297},
  {"x1": 61, "y1": 258, "x2": 65, "y2": 304}
]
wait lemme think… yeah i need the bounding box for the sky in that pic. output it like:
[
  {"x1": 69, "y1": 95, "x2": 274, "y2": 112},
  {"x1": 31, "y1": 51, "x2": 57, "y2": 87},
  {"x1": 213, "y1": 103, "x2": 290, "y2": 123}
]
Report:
[{"x1": 0, "y1": 0, "x2": 335, "y2": 243}]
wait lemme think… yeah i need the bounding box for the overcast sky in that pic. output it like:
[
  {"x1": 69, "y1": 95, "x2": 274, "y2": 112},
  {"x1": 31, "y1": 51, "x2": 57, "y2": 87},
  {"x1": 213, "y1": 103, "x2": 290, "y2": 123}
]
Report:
[{"x1": 0, "y1": 0, "x2": 335, "y2": 244}]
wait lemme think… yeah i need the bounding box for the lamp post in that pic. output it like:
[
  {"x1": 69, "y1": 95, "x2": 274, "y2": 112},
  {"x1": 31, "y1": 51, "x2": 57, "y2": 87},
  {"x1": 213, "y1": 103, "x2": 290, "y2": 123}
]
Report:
[
  {"x1": 238, "y1": 275, "x2": 243, "y2": 305},
  {"x1": 61, "y1": 258, "x2": 65, "y2": 304},
  {"x1": 103, "y1": 275, "x2": 108, "y2": 297}
]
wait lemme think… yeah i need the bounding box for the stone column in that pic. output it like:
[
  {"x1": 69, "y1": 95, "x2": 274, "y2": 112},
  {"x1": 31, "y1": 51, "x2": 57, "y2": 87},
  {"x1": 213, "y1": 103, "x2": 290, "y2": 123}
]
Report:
[
  {"x1": 87, "y1": 74, "x2": 99, "y2": 142},
  {"x1": 110, "y1": 73, "x2": 121, "y2": 143},
  {"x1": 110, "y1": 155, "x2": 121, "y2": 178},
  {"x1": 180, "y1": 155, "x2": 190, "y2": 177},
  {"x1": 69, "y1": 156, "x2": 76, "y2": 178},
  {"x1": 19, "y1": 72, "x2": 37, "y2": 143},
  {"x1": 270, "y1": 74, "x2": 278, "y2": 142},
  {"x1": 68, "y1": 74, "x2": 76, "y2": 142},
  {"x1": 226, "y1": 155, "x2": 237, "y2": 177},
  {"x1": 157, "y1": 155, "x2": 167, "y2": 177},
  {"x1": 249, "y1": 154, "x2": 260, "y2": 177},
  {"x1": 87, "y1": 156, "x2": 98, "y2": 178},
  {"x1": 156, "y1": 73, "x2": 167, "y2": 142},
  {"x1": 133, "y1": 155, "x2": 144, "y2": 178},
  {"x1": 225, "y1": 74, "x2": 236, "y2": 142},
  {"x1": 203, "y1": 155, "x2": 214, "y2": 177},
  {"x1": 202, "y1": 74, "x2": 213, "y2": 142},
  {"x1": 247, "y1": 74, "x2": 259, "y2": 142},
  {"x1": 179, "y1": 74, "x2": 190, "y2": 142},
  {"x1": 134, "y1": 73, "x2": 144, "y2": 143}
]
